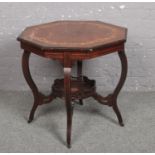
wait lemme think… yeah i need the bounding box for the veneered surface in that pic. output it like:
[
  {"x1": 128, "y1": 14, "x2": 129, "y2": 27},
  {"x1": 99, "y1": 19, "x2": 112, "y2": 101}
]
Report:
[{"x1": 18, "y1": 21, "x2": 127, "y2": 50}]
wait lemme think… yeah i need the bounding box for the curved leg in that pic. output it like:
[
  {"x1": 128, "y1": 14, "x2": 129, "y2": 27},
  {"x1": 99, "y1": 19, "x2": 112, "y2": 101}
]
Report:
[
  {"x1": 113, "y1": 50, "x2": 128, "y2": 98},
  {"x1": 113, "y1": 100, "x2": 124, "y2": 126},
  {"x1": 77, "y1": 60, "x2": 83, "y2": 105},
  {"x1": 22, "y1": 50, "x2": 40, "y2": 123},
  {"x1": 22, "y1": 50, "x2": 56, "y2": 123},
  {"x1": 28, "y1": 100, "x2": 38, "y2": 123},
  {"x1": 112, "y1": 50, "x2": 128, "y2": 126},
  {"x1": 64, "y1": 53, "x2": 73, "y2": 148}
]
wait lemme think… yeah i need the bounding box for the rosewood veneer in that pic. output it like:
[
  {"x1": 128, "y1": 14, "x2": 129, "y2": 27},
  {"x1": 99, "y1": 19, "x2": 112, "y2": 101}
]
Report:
[{"x1": 17, "y1": 21, "x2": 128, "y2": 148}]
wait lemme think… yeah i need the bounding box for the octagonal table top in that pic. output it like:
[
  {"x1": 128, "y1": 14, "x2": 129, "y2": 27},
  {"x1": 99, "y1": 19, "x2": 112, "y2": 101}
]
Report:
[{"x1": 18, "y1": 21, "x2": 127, "y2": 51}]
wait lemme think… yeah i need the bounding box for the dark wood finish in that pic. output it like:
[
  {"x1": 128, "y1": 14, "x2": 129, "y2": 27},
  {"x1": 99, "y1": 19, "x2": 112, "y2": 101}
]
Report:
[
  {"x1": 22, "y1": 50, "x2": 56, "y2": 123},
  {"x1": 18, "y1": 21, "x2": 128, "y2": 148},
  {"x1": 63, "y1": 52, "x2": 72, "y2": 148},
  {"x1": 92, "y1": 50, "x2": 127, "y2": 126},
  {"x1": 52, "y1": 76, "x2": 96, "y2": 100},
  {"x1": 18, "y1": 21, "x2": 127, "y2": 51},
  {"x1": 77, "y1": 61, "x2": 83, "y2": 105}
]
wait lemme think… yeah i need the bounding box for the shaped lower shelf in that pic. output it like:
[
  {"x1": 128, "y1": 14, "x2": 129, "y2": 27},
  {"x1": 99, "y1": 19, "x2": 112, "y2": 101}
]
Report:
[{"x1": 52, "y1": 76, "x2": 96, "y2": 100}]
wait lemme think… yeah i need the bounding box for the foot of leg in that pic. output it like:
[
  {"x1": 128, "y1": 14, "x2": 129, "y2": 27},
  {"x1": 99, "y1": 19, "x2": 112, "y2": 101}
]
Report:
[
  {"x1": 67, "y1": 143, "x2": 71, "y2": 148},
  {"x1": 112, "y1": 102, "x2": 124, "y2": 126},
  {"x1": 67, "y1": 106, "x2": 72, "y2": 148},
  {"x1": 79, "y1": 99, "x2": 83, "y2": 105},
  {"x1": 28, "y1": 101, "x2": 38, "y2": 123}
]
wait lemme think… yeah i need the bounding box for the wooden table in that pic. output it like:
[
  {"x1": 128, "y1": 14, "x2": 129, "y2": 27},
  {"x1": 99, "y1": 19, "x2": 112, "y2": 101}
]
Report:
[{"x1": 17, "y1": 21, "x2": 128, "y2": 148}]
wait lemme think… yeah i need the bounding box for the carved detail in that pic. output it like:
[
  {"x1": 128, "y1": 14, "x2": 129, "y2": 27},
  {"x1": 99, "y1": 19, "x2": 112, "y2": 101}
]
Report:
[
  {"x1": 52, "y1": 76, "x2": 95, "y2": 100},
  {"x1": 22, "y1": 50, "x2": 56, "y2": 123},
  {"x1": 93, "y1": 50, "x2": 127, "y2": 126},
  {"x1": 22, "y1": 49, "x2": 127, "y2": 147},
  {"x1": 19, "y1": 20, "x2": 128, "y2": 149}
]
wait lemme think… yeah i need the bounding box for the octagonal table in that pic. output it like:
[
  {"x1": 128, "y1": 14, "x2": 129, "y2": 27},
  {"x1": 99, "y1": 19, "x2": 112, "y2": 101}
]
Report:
[{"x1": 17, "y1": 21, "x2": 128, "y2": 148}]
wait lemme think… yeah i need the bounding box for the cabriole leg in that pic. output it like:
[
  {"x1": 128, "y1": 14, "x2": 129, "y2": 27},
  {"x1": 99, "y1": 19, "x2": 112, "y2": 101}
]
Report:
[
  {"x1": 112, "y1": 50, "x2": 128, "y2": 126},
  {"x1": 22, "y1": 50, "x2": 40, "y2": 123}
]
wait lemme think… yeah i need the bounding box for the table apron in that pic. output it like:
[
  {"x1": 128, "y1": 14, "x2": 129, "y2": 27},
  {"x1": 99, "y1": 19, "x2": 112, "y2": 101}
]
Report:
[{"x1": 20, "y1": 43, "x2": 124, "y2": 61}]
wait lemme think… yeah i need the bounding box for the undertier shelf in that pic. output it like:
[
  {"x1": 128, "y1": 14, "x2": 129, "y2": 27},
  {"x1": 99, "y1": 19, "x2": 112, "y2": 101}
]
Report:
[{"x1": 52, "y1": 76, "x2": 96, "y2": 100}]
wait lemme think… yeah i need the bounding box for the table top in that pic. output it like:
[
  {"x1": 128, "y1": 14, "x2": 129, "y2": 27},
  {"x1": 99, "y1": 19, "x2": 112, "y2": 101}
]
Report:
[{"x1": 18, "y1": 21, "x2": 127, "y2": 51}]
